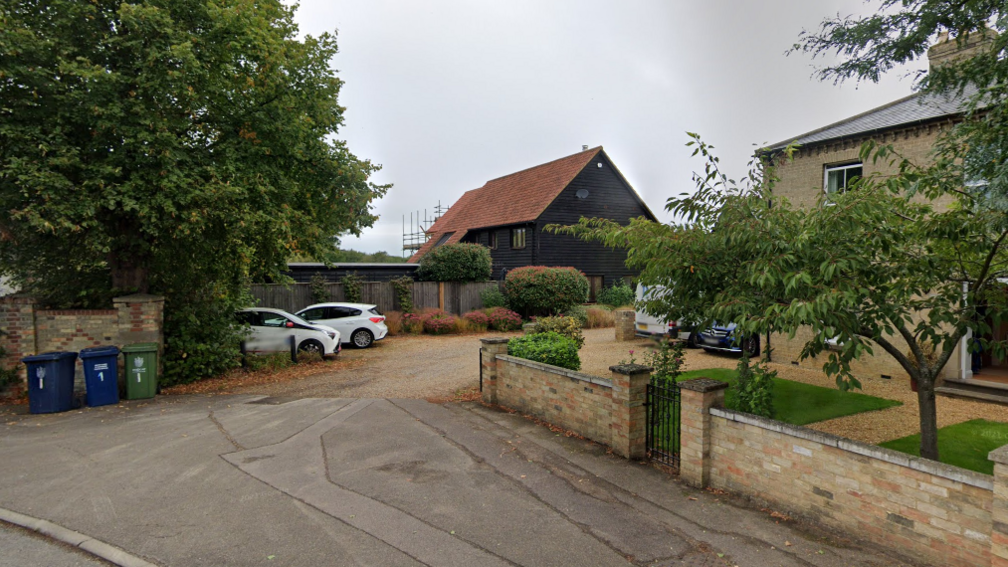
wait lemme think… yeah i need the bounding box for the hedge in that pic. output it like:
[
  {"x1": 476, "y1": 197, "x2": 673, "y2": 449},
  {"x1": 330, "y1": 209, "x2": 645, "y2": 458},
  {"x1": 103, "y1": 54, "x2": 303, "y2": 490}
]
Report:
[
  {"x1": 503, "y1": 266, "x2": 589, "y2": 317},
  {"x1": 507, "y1": 332, "x2": 581, "y2": 371},
  {"x1": 417, "y1": 243, "x2": 492, "y2": 282}
]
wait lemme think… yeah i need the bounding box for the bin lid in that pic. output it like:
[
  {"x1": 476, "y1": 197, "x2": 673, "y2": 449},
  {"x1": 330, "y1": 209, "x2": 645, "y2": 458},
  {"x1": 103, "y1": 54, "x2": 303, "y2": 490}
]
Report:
[
  {"x1": 121, "y1": 342, "x2": 158, "y2": 354},
  {"x1": 79, "y1": 345, "x2": 121, "y2": 359},
  {"x1": 22, "y1": 351, "x2": 78, "y2": 363}
]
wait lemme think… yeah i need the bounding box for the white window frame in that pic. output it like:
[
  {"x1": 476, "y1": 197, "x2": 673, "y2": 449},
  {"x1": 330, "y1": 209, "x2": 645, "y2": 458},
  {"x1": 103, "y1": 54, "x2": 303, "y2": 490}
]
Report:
[{"x1": 823, "y1": 162, "x2": 863, "y2": 195}]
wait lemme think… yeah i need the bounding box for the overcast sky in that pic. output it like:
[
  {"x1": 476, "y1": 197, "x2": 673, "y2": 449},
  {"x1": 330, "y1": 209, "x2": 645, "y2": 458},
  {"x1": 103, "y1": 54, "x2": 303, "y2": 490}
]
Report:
[{"x1": 291, "y1": 0, "x2": 919, "y2": 257}]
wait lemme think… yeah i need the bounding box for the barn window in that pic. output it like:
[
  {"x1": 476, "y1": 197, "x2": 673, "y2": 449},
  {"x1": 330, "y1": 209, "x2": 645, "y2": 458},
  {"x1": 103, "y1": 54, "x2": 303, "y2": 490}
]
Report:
[{"x1": 511, "y1": 228, "x2": 526, "y2": 250}]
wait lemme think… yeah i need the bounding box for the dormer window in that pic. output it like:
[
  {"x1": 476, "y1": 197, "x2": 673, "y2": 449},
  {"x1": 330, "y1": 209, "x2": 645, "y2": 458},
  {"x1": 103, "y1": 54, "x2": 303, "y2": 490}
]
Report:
[{"x1": 824, "y1": 163, "x2": 862, "y2": 195}]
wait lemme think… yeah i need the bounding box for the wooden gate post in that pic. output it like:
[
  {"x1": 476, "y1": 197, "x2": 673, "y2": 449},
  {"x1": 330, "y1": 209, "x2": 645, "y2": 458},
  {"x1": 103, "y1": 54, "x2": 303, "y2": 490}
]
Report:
[{"x1": 438, "y1": 282, "x2": 445, "y2": 310}]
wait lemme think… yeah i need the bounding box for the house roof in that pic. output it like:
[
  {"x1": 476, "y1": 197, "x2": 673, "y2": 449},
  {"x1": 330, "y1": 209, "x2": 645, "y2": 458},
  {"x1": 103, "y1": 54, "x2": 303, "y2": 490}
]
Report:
[
  {"x1": 765, "y1": 88, "x2": 974, "y2": 152},
  {"x1": 408, "y1": 146, "x2": 608, "y2": 261}
]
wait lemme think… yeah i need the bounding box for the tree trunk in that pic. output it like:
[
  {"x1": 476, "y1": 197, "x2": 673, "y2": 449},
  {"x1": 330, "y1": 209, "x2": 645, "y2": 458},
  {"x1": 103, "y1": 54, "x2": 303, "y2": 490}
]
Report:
[
  {"x1": 917, "y1": 374, "x2": 940, "y2": 461},
  {"x1": 108, "y1": 253, "x2": 149, "y2": 293}
]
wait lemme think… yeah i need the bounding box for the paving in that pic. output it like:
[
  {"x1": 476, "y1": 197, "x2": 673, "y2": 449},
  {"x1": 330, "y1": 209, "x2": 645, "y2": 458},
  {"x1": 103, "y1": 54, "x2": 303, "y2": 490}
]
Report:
[
  {"x1": 0, "y1": 521, "x2": 109, "y2": 566},
  {"x1": 0, "y1": 394, "x2": 919, "y2": 566}
]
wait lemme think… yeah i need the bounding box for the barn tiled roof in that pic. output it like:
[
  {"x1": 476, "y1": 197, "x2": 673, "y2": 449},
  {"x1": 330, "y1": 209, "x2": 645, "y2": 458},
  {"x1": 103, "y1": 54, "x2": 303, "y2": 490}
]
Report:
[
  {"x1": 408, "y1": 147, "x2": 603, "y2": 261},
  {"x1": 766, "y1": 88, "x2": 974, "y2": 151}
]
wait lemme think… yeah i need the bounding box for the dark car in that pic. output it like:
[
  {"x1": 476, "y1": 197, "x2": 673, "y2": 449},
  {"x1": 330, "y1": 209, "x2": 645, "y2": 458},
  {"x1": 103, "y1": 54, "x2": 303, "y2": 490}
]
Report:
[{"x1": 697, "y1": 322, "x2": 759, "y2": 356}]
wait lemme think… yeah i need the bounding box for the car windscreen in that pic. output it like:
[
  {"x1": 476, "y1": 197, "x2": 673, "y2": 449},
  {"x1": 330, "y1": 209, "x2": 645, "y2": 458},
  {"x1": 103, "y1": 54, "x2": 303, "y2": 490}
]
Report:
[{"x1": 286, "y1": 313, "x2": 314, "y2": 327}]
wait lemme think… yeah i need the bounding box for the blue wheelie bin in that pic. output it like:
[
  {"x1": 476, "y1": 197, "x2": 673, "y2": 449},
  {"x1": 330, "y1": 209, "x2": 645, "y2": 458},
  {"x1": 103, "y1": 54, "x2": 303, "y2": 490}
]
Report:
[
  {"x1": 21, "y1": 351, "x2": 78, "y2": 414},
  {"x1": 79, "y1": 346, "x2": 120, "y2": 407}
]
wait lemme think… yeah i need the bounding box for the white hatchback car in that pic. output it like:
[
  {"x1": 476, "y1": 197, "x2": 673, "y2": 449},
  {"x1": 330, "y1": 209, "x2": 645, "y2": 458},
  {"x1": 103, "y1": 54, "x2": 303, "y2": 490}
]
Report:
[
  {"x1": 296, "y1": 303, "x2": 388, "y2": 349},
  {"x1": 237, "y1": 307, "x2": 341, "y2": 356}
]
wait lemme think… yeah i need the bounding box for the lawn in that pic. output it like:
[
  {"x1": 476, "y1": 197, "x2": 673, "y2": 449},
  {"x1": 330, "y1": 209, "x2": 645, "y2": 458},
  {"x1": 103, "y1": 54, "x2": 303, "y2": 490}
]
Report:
[
  {"x1": 879, "y1": 419, "x2": 1008, "y2": 476},
  {"x1": 677, "y1": 368, "x2": 902, "y2": 426}
]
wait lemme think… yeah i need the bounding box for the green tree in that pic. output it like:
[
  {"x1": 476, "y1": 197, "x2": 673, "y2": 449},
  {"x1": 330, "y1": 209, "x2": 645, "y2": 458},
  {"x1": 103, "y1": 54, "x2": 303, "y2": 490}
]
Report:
[
  {"x1": 555, "y1": 133, "x2": 1008, "y2": 462},
  {"x1": 0, "y1": 0, "x2": 389, "y2": 382}
]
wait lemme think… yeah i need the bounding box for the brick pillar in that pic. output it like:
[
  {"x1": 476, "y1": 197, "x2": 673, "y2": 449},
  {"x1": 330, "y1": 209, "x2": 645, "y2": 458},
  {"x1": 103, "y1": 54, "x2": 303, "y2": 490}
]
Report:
[
  {"x1": 113, "y1": 294, "x2": 164, "y2": 347},
  {"x1": 480, "y1": 337, "x2": 509, "y2": 404},
  {"x1": 0, "y1": 295, "x2": 37, "y2": 385},
  {"x1": 990, "y1": 444, "x2": 1008, "y2": 566},
  {"x1": 614, "y1": 309, "x2": 635, "y2": 342},
  {"x1": 609, "y1": 363, "x2": 652, "y2": 459},
  {"x1": 679, "y1": 378, "x2": 729, "y2": 488}
]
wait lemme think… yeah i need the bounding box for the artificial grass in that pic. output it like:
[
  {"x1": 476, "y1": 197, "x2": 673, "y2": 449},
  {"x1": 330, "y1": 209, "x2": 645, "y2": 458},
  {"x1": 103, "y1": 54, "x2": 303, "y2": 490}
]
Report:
[
  {"x1": 677, "y1": 368, "x2": 902, "y2": 426},
  {"x1": 879, "y1": 419, "x2": 1008, "y2": 476}
]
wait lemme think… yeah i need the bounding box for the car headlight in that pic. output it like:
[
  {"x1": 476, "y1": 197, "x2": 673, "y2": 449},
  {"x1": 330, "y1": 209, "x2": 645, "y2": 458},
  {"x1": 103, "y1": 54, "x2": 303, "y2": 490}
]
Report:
[{"x1": 326, "y1": 331, "x2": 336, "y2": 339}]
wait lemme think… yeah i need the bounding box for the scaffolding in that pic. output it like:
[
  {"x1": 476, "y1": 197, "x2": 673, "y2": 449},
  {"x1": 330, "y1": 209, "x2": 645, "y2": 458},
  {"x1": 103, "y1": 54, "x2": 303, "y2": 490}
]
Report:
[{"x1": 402, "y1": 201, "x2": 449, "y2": 258}]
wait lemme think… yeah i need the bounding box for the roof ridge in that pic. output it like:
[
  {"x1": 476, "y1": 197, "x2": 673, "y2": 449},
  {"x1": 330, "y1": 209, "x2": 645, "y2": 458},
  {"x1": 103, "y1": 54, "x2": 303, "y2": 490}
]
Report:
[{"x1": 484, "y1": 146, "x2": 602, "y2": 184}]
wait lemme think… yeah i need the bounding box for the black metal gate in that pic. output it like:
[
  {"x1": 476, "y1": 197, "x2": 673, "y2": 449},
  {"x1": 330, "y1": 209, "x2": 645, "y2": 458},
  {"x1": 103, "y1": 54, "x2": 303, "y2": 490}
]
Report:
[{"x1": 646, "y1": 377, "x2": 681, "y2": 470}]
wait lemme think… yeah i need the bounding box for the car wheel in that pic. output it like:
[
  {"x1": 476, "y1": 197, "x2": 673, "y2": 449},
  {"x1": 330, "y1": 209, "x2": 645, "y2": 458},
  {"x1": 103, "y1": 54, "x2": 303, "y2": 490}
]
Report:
[
  {"x1": 742, "y1": 335, "x2": 760, "y2": 357},
  {"x1": 351, "y1": 329, "x2": 374, "y2": 349},
  {"x1": 298, "y1": 339, "x2": 324, "y2": 355},
  {"x1": 687, "y1": 332, "x2": 700, "y2": 349}
]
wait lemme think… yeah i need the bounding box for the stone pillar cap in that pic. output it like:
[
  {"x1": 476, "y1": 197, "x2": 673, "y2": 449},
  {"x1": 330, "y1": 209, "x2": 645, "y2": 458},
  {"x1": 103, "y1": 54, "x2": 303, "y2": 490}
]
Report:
[
  {"x1": 480, "y1": 337, "x2": 510, "y2": 345},
  {"x1": 989, "y1": 443, "x2": 1008, "y2": 465},
  {"x1": 679, "y1": 378, "x2": 729, "y2": 393},
  {"x1": 609, "y1": 363, "x2": 652, "y2": 375}
]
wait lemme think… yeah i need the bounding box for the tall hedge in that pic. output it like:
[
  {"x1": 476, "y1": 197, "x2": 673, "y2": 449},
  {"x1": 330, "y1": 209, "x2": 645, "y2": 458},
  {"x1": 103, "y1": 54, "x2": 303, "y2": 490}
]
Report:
[
  {"x1": 503, "y1": 266, "x2": 589, "y2": 317},
  {"x1": 417, "y1": 243, "x2": 492, "y2": 282}
]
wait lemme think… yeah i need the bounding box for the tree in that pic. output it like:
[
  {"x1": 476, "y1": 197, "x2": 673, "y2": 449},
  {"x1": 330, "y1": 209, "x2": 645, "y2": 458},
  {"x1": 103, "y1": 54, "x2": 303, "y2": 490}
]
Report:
[
  {"x1": 556, "y1": 133, "x2": 1008, "y2": 461},
  {"x1": 0, "y1": 0, "x2": 389, "y2": 382}
]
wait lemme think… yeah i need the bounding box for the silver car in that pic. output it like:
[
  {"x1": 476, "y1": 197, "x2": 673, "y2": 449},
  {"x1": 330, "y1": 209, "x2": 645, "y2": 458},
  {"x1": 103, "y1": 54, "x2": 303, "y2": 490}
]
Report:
[{"x1": 296, "y1": 303, "x2": 389, "y2": 348}]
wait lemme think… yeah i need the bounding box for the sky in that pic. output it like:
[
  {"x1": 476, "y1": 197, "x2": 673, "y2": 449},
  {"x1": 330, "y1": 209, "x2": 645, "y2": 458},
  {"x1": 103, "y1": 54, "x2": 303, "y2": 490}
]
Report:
[{"x1": 290, "y1": 0, "x2": 921, "y2": 257}]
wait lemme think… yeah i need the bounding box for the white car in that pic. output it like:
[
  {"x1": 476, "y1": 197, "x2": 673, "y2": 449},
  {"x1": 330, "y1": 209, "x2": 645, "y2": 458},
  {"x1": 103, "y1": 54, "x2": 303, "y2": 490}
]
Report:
[
  {"x1": 237, "y1": 307, "x2": 341, "y2": 356},
  {"x1": 296, "y1": 302, "x2": 388, "y2": 349}
]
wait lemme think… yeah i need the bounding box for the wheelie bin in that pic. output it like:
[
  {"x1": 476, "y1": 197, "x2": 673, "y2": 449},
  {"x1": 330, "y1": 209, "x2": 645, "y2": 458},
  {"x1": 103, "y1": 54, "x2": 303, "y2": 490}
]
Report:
[
  {"x1": 21, "y1": 351, "x2": 78, "y2": 414},
  {"x1": 121, "y1": 343, "x2": 158, "y2": 400},
  {"x1": 79, "y1": 345, "x2": 121, "y2": 407}
]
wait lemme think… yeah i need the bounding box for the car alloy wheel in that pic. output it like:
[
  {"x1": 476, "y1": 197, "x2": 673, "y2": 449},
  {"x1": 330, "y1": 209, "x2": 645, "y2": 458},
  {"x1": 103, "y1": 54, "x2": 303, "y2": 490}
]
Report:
[
  {"x1": 352, "y1": 329, "x2": 373, "y2": 348},
  {"x1": 743, "y1": 335, "x2": 759, "y2": 356},
  {"x1": 298, "y1": 339, "x2": 323, "y2": 354}
]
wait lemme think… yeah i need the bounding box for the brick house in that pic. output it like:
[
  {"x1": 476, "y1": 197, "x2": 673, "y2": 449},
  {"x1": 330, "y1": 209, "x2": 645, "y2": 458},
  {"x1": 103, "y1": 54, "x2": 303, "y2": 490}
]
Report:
[
  {"x1": 409, "y1": 146, "x2": 657, "y2": 300},
  {"x1": 761, "y1": 33, "x2": 1007, "y2": 397}
]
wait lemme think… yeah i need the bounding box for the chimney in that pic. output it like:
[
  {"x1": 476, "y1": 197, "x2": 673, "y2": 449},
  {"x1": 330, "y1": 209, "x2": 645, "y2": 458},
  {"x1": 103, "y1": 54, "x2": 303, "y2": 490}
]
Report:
[
  {"x1": 582, "y1": 145, "x2": 589, "y2": 151},
  {"x1": 928, "y1": 28, "x2": 997, "y2": 73}
]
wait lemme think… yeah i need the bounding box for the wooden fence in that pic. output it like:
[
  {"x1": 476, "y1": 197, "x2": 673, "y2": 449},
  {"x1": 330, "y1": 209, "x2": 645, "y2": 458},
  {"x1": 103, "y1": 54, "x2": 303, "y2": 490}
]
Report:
[{"x1": 249, "y1": 281, "x2": 500, "y2": 315}]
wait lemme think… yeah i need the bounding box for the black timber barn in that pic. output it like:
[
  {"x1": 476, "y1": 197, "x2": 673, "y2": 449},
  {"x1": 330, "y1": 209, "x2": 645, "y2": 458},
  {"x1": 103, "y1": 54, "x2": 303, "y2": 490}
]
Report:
[{"x1": 409, "y1": 146, "x2": 657, "y2": 300}]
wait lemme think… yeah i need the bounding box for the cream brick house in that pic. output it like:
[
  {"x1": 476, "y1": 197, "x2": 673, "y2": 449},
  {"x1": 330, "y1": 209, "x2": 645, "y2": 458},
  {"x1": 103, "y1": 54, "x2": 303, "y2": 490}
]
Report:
[{"x1": 761, "y1": 34, "x2": 1008, "y2": 397}]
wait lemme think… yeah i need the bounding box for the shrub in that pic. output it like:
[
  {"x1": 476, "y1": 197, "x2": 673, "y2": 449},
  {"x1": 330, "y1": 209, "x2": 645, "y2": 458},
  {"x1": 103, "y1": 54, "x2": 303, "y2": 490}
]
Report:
[
  {"x1": 643, "y1": 340, "x2": 684, "y2": 382},
  {"x1": 390, "y1": 276, "x2": 414, "y2": 313},
  {"x1": 507, "y1": 332, "x2": 580, "y2": 371},
  {"x1": 503, "y1": 266, "x2": 589, "y2": 317},
  {"x1": 383, "y1": 311, "x2": 403, "y2": 335},
  {"x1": 418, "y1": 309, "x2": 460, "y2": 335},
  {"x1": 463, "y1": 310, "x2": 490, "y2": 331},
  {"x1": 480, "y1": 286, "x2": 508, "y2": 309},
  {"x1": 486, "y1": 307, "x2": 522, "y2": 331},
  {"x1": 735, "y1": 353, "x2": 775, "y2": 418},
  {"x1": 402, "y1": 312, "x2": 423, "y2": 334},
  {"x1": 533, "y1": 316, "x2": 584, "y2": 349},
  {"x1": 597, "y1": 279, "x2": 634, "y2": 307},
  {"x1": 417, "y1": 243, "x2": 492, "y2": 282},
  {"x1": 0, "y1": 336, "x2": 19, "y2": 391},
  {"x1": 310, "y1": 272, "x2": 330, "y2": 304},
  {"x1": 585, "y1": 307, "x2": 615, "y2": 328},
  {"x1": 562, "y1": 305, "x2": 588, "y2": 328},
  {"x1": 341, "y1": 272, "x2": 363, "y2": 303}
]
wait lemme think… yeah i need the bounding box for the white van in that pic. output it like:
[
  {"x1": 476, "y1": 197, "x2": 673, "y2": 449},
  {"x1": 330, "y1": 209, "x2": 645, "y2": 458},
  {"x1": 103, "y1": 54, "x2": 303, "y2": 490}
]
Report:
[{"x1": 634, "y1": 284, "x2": 676, "y2": 339}]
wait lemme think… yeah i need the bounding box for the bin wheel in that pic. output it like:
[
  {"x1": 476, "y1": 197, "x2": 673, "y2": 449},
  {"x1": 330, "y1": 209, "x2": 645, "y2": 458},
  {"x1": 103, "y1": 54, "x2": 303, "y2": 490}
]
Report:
[{"x1": 298, "y1": 339, "x2": 324, "y2": 355}]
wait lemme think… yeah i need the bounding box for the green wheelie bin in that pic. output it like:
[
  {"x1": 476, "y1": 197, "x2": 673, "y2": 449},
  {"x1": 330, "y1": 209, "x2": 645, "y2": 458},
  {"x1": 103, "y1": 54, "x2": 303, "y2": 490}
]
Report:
[{"x1": 122, "y1": 343, "x2": 158, "y2": 400}]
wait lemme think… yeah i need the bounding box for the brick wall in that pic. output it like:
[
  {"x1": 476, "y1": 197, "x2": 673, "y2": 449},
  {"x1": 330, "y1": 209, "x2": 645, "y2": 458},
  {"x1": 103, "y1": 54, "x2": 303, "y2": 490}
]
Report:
[
  {"x1": 497, "y1": 355, "x2": 616, "y2": 445},
  {"x1": 0, "y1": 294, "x2": 164, "y2": 391},
  {"x1": 706, "y1": 409, "x2": 992, "y2": 567},
  {"x1": 481, "y1": 338, "x2": 650, "y2": 459},
  {"x1": 677, "y1": 379, "x2": 995, "y2": 567},
  {"x1": 768, "y1": 123, "x2": 962, "y2": 382},
  {"x1": 0, "y1": 296, "x2": 37, "y2": 383}
]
